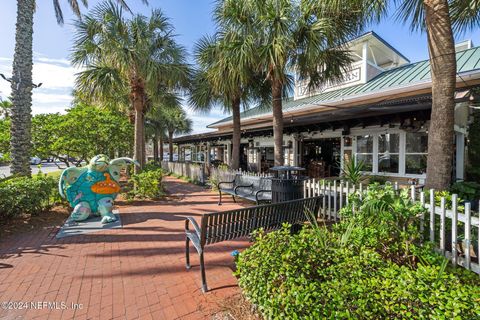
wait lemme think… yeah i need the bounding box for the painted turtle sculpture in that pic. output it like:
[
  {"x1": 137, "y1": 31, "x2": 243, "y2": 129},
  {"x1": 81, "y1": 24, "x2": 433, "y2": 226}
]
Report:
[{"x1": 59, "y1": 154, "x2": 138, "y2": 224}]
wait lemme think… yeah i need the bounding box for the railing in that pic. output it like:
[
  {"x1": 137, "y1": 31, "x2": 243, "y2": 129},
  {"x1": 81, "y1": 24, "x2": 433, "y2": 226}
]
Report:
[
  {"x1": 304, "y1": 178, "x2": 480, "y2": 275},
  {"x1": 161, "y1": 161, "x2": 206, "y2": 184},
  {"x1": 208, "y1": 166, "x2": 272, "y2": 188}
]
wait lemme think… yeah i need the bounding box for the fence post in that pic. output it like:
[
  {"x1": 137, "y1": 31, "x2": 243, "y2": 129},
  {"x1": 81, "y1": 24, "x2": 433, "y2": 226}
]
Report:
[
  {"x1": 339, "y1": 181, "x2": 344, "y2": 211},
  {"x1": 345, "y1": 182, "x2": 349, "y2": 205},
  {"x1": 327, "y1": 182, "x2": 332, "y2": 220},
  {"x1": 322, "y1": 180, "x2": 326, "y2": 217},
  {"x1": 451, "y1": 194, "x2": 458, "y2": 267},
  {"x1": 333, "y1": 180, "x2": 338, "y2": 220},
  {"x1": 429, "y1": 189, "x2": 435, "y2": 242},
  {"x1": 410, "y1": 185, "x2": 415, "y2": 201},
  {"x1": 465, "y1": 202, "x2": 472, "y2": 270},
  {"x1": 394, "y1": 181, "x2": 399, "y2": 191},
  {"x1": 440, "y1": 197, "x2": 446, "y2": 254},
  {"x1": 420, "y1": 191, "x2": 425, "y2": 236}
]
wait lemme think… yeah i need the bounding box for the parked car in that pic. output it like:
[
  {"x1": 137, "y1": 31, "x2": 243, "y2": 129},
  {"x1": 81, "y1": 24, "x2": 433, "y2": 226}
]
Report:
[{"x1": 30, "y1": 156, "x2": 41, "y2": 165}]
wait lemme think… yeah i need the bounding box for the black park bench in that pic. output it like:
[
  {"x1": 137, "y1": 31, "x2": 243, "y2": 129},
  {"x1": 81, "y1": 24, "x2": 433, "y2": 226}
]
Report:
[
  {"x1": 217, "y1": 174, "x2": 272, "y2": 205},
  {"x1": 184, "y1": 196, "x2": 323, "y2": 292}
]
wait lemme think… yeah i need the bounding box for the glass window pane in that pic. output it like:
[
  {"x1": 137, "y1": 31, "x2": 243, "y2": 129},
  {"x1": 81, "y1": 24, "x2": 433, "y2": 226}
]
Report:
[
  {"x1": 356, "y1": 135, "x2": 373, "y2": 153},
  {"x1": 378, "y1": 154, "x2": 399, "y2": 173},
  {"x1": 343, "y1": 136, "x2": 352, "y2": 147},
  {"x1": 356, "y1": 154, "x2": 373, "y2": 172},
  {"x1": 378, "y1": 134, "x2": 399, "y2": 153},
  {"x1": 406, "y1": 132, "x2": 428, "y2": 153},
  {"x1": 405, "y1": 154, "x2": 427, "y2": 174}
]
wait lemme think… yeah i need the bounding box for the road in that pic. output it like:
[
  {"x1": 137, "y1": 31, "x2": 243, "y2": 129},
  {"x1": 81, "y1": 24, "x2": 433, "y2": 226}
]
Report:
[{"x1": 0, "y1": 162, "x2": 64, "y2": 178}]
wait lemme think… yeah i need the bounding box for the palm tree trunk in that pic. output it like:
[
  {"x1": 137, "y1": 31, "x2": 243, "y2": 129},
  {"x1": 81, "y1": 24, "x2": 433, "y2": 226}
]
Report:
[
  {"x1": 132, "y1": 87, "x2": 145, "y2": 174},
  {"x1": 153, "y1": 134, "x2": 159, "y2": 163},
  {"x1": 230, "y1": 96, "x2": 241, "y2": 170},
  {"x1": 272, "y1": 78, "x2": 284, "y2": 166},
  {"x1": 10, "y1": 0, "x2": 35, "y2": 176},
  {"x1": 168, "y1": 130, "x2": 174, "y2": 162},
  {"x1": 159, "y1": 135, "x2": 164, "y2": 163},
  {"x1": 424, "y1": 0, "x2": 456, "y2": 190}
]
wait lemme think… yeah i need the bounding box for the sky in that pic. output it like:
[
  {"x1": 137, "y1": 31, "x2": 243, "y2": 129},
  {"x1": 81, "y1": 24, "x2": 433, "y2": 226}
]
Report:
[{"x1": 0, "y1": 0, "x2": 480, "y2": 134}]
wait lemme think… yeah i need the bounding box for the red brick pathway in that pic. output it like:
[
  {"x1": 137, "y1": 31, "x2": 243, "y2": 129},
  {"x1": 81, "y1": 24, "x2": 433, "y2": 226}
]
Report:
[{"x1": 0, "y1": 176, "x2": 250, "y2": 320}]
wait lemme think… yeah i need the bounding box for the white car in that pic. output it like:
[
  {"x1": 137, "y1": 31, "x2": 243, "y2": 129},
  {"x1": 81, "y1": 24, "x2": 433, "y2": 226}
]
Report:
[{"x1": 30, "y1": 156, "x2": 41, "y2": 165}]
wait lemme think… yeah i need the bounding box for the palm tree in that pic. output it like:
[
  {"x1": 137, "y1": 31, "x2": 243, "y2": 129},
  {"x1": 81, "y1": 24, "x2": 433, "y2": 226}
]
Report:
[
  {"x1": 189, "y1": 34, "x2": 269, "y2": 170},
  {"x1": 163, "y1": 108, "x2": 192, "y2": 162},
  {"x1": 72, "y1": 3, "x2": 189, "y2": 173},
  {"x1": 341, "y1": 0, "x2": 479, "y2": 190},
  {"x1": 0, "y1": 98, "x2": 12, "y2": 119},
  {"x1": 9, "y1": 0, "x2": 144, "y2": 176},
  {"x1": 216, "y1": 0, "x2": 362, "y2": 166},
  {"x1": 145, "y1": 104, "x2": 178, "y2": 163}
]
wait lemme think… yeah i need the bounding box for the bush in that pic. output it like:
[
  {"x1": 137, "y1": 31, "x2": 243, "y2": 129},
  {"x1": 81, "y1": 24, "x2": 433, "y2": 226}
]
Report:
[
  {"x1": 0, "y1": 174, "x2": 61, "y2": 219},
  {"x1": 143, "y1": 161, "x2": 163, "y2": 172},
  {"x1": 236, "y1": 186, "x2": 480, "y2": 319},
  {"x1": 124, "y1": 169, "x2": 163, "y2": 200},
  {"x1": 237, "y1": 226, "x2": 480, "y2": 319}
]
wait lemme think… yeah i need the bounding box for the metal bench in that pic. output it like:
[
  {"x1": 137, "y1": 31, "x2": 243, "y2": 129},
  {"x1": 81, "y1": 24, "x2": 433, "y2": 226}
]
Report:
[
  {"x1": 184, "y1": 196, "x2": 323, "y2": 292},
  {"x1": 217, "y1": 174, "x2": 272, "y2": 205}
]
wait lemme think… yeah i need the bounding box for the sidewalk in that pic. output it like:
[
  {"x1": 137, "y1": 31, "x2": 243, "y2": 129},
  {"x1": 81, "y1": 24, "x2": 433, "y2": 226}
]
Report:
[{"x1": 0, "y1": 176, "x2": 250, "y2": 319}]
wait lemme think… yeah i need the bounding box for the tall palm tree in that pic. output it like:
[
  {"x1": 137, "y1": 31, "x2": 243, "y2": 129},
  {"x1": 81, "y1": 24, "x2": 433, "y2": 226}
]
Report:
[
  {"x1": 189, "y1": 34, "x2": 269, "y2": 170},
  {"x1": 216, "y1": 0, "x2": 363, "y2": 166},
  {"x1": 10, "y1": 0, "x2": 144, "y2": 176},
  {"x1": 163, "y1": 108, "x2": 192, "y2": 162},
  {"x1": 341, "y1": 0, "x2": 480, "y2": 190},
  {"x1": 145, "y1": 104, "x2": 178, "y2": 163},
  {"x1": 72, "y1": 2, "x2": 189, "y2": 173}
]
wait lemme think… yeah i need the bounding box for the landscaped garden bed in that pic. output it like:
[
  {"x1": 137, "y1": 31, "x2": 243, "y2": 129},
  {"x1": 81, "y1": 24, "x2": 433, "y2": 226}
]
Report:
[{"x1": 234, "y1": 185, "x2": 480, "y2": 319}]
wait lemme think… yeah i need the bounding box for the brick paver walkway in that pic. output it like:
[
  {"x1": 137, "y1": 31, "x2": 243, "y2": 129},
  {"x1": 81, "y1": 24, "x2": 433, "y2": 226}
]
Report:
[{"x1": 0, "y1": 176, "x2": 250, "y2": 320}]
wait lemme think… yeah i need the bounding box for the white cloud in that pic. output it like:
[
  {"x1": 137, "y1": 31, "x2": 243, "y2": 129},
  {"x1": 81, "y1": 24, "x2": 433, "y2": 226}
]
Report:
[{"x1": 0, "y1": 53, "x2": 227, "y2": 133}]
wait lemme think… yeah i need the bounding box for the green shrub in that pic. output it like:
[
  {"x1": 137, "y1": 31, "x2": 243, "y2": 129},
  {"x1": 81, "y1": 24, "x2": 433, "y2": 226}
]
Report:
[
  {"x1": 0, "y1": 174, "x2": 61, "y2": 218},
  {"x1": 124, "y1": 169, "x2": 164, "y2": 200},
  {"x1": 236, "y1": 225, "x2": 480, "y2": 319},
  {"x1": 236, "y1": 186, "x2": 480, "y2": 319},
  {"x1": 143, "y1": 161, "x2": 163, "y2": 172},
  {"x1": 450, "y1": 181, "x2": 480, "y2": 201}
]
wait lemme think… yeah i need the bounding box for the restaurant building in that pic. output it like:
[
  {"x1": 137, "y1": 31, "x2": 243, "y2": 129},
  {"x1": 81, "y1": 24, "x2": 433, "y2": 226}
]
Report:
[{"x1": 173, "y1": 32, "x2": 480, "y2": 184}]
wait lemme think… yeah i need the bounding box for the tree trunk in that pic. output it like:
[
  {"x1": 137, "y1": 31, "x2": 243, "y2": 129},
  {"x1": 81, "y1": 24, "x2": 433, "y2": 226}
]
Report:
[
  {"x1": 10, "y1": 0, "x2": 35, "y2": 176},
  {"x1": 424, "y1": 0, "x2": 456, "y2": 190},
  {"x1": 152, "y1": 134, "x2": 159, "y2": 163},
  {"x1": 168, "y1": 130, "x2": 174, "y2": 162},
  {"x1": 159, "y1": 135, "x2": 164, "y2": 163},
  {"x1": 230, "y1": 97, "x2": 241, "y2": 170},
  {"x1": 272, "y1": 78, "x2": 284, "y2": 166}
]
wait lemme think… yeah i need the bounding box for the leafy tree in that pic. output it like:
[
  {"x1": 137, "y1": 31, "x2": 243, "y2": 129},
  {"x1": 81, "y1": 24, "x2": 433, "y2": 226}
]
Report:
[
  {"x1": 190, "y1": 32, "x2": 269, "y2": 170},
  {"x1": 72, "y1": 2, "x2": 190, "y2": 172},
  {"x1": 216, "y1": 0, "x2": 362, "y2": 166},
  {"x1": 0, "y1": 118, "x2": 10, "y2": 162},
  {"x1": 9, "y1": 0, "x2": 144, "y2": 176},
  {"x1": 31, "y1": 105, "x2": 133, "y2": 167}
]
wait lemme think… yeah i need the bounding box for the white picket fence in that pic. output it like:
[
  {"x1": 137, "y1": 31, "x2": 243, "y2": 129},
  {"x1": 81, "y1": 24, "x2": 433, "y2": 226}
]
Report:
[
  {"x1": 161, "y1": 161, "x2": 206, "y2": 184},
  {"x1": 304, "y1": 178, "x2": 480, "y2": 275}
]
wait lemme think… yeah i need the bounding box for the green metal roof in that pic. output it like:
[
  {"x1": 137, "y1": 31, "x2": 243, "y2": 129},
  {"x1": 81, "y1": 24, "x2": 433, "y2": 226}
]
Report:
[{"x1": 208, "y1": 46, "x2": 480, "y2": 128}]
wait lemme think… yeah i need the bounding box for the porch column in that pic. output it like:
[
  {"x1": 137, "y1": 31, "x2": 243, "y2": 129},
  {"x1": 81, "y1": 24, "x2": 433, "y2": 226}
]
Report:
[
  {"x1": 205, "y1": 143, "x2": 211, "y2": 166},
  {"x1": 226, "y1": 143, "x2": 232, "y2": 166},
  {"x1": 293, "y1": 135, "x2": 299, "y2": 166},
  {"x1": 456, "y1": 133, "x2": 465, "y2": 180}
]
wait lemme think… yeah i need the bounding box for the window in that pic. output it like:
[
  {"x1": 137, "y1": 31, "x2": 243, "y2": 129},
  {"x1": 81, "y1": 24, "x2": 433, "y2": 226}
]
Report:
[
  {"x1": 378, "y1": 133, "x2": 399, "y2": 173},
  {"x1": 356, "y1": 135, "x2": 373, "y2": 171},
  {"x1": 405, "y1": 132, "x2": 428, "y2": 174}
]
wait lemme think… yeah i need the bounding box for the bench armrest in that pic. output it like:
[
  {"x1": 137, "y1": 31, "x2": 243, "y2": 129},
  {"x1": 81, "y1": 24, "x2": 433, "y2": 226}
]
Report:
[
  {"x1": 217, "y1": 179, "x2": 236, "y2": 189},
  {"x1": 255, "y1": 189, "x2": 272, "y2": 202},
  {"x1": 234, "y1": 184, "x2": 254, "y2": 194},
  {"x1": 185, "y1": 216, "x2": 202, "y2": 236}
]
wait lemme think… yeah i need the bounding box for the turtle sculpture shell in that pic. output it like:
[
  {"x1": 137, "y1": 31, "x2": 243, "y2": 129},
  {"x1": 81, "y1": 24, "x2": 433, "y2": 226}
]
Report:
[{"x1": 59, "y1": 155, "x2": 137, "y2": 214}]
